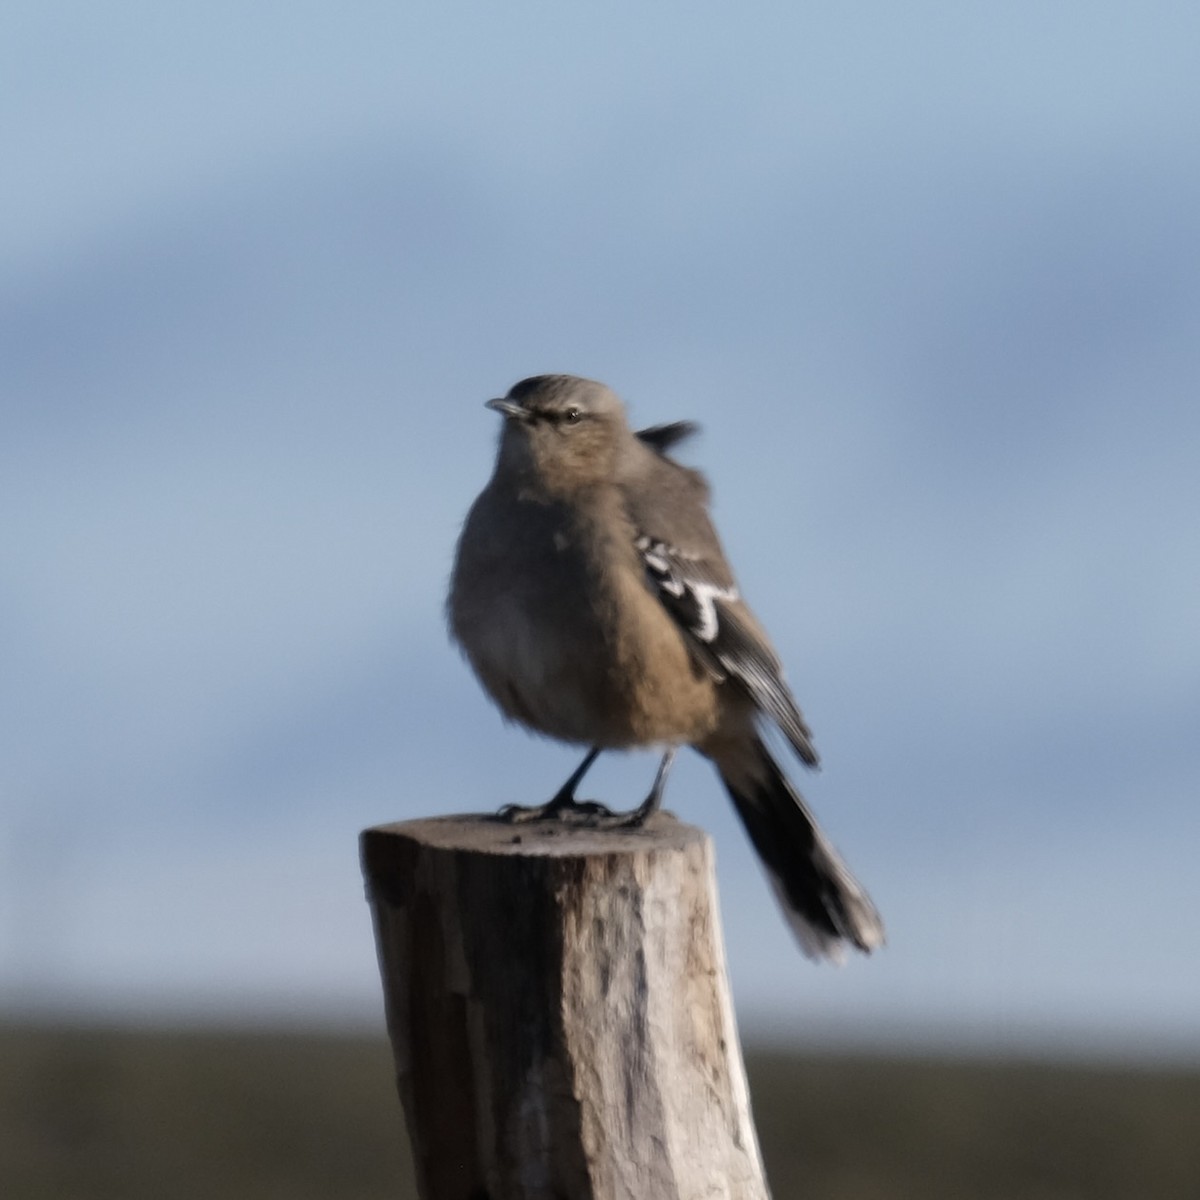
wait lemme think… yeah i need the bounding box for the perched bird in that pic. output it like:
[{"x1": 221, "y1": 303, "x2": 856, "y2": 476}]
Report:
[{"x1": 448, "y1": 374, "x2": 883, "y2": 960}]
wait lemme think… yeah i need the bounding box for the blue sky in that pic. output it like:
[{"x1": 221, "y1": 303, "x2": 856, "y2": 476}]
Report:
[{"x1": 3, "y1": 2, "x2": 1199, "y2": 1058}]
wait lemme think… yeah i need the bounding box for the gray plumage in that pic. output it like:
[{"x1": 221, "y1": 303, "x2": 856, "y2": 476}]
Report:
[{"x1": 448, "y1": 373, "x2": 883, "y2": 960}]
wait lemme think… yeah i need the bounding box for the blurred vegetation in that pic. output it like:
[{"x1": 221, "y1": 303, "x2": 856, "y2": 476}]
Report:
[{"x1": 2, "y1": 1023, "x2": 1197, "y2": 1199}]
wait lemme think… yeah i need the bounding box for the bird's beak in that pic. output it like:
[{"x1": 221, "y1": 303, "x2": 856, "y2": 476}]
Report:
[{"x1": 485, "y1": 397, "x2": 530, "y2": 421}]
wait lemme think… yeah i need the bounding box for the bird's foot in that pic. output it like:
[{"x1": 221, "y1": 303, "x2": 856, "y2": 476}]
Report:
[
  {"x1": 495, "y1": 747, "x2": 674, "y2": 829},
  {"x1": 584, "y1": 799, "x2": 658, "y2": 829},
  {"x1": 494, "y1": 795, "x2": 654, "y2": 829},
  {"x1": 496, "y1": 798, "x2": 610, "y2": 825}
]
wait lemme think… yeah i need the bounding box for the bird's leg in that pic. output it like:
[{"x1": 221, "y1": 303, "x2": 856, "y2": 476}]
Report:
[
  {"x1": 597, "y1": 747, "x2": 677, "y2": 828},
  {"x1": 545, "y1": 745, "x2": 604, "y2": 811},
  {"x1": 495, "y1": 747, "x2": 678, "y2": 827},
  {"x1": 497, "y1": 746, "x2": 605, "y2": 823}
]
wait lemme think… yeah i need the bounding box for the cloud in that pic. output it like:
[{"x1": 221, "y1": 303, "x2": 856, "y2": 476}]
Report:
[{"x1": 3, "y1": 2, "x2": 1200, "y2": 1048}]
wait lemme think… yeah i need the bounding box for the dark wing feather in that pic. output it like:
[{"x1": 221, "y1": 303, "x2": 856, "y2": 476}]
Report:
[
  {"x1": 635, "y1": 421, "x2": 701, "y2": 455},
  {"x1": 700, "y1": 598, "x2": 820, "y2": 767},
  {"x1": 633, "y1": 531, "x2": 820, "y2": 768}
]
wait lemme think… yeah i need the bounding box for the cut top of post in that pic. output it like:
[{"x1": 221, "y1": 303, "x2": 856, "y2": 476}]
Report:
[{"x1": 365, "y1": 810, "x2": 707, "y2": 860}]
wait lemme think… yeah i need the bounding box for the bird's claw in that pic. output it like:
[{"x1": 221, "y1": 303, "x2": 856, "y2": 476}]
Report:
[{"x1": 494, "y1": 797, "x2": 635, "y2": 827}]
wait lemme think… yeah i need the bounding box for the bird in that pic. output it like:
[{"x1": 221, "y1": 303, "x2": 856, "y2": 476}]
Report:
[{"x1": 447, "y1": 374, "x2": 884, "y2": 960}]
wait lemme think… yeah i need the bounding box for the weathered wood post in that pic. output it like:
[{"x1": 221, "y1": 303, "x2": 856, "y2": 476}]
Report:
[{"x1": 361, "y1": 810, "x2": 770, "y2": 1200}]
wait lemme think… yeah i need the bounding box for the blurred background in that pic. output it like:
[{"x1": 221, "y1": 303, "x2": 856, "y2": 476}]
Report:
[{"x1": 3, "y1": 1, "x2": 1200, "y2": 1194}]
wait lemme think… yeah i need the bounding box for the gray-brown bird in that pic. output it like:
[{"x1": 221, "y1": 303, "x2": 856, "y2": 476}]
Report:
[{"x1": 448, "y1": 374, "x2": 884, "y2": 960}]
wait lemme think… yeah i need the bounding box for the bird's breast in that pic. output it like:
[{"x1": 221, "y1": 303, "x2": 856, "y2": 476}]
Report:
[{"x1": 450, "y1": 497, "x2": 720, "y2": 748}]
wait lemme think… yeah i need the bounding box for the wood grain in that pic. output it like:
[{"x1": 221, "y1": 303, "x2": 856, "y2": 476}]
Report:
[{"x1": 362, "y1": 812, "x2": 770, "y2": 1200}]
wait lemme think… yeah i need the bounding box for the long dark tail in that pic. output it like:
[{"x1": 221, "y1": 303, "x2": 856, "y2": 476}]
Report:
[{"x1": 713, "y1": 737, "x2": 884, "y2": 961}]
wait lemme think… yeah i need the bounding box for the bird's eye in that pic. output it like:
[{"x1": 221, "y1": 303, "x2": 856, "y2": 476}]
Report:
[{"x1": 562, "y1": 406, "x2": 583, "y2": 425}]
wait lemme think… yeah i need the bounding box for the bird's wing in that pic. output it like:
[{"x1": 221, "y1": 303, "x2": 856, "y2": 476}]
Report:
[
  {"x1": 622, "y1": 459, "x2": 819, "y2": 768},
  {"x1": 635, "y1": 420, "x2": 701, "y2": 456}
]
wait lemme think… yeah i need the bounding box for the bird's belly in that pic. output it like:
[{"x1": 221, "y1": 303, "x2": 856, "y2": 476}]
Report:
[{"x1": 465, "y1": 586, "x2": 719, "y2": 749}]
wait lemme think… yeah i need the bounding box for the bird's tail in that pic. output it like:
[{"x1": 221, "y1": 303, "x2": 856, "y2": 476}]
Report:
[{"x1": 712, "y1": 737, "x2": 884, "y2": 961}]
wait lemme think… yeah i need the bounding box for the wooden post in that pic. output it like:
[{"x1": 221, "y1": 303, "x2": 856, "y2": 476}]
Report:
[{"x1": 361, "y1": 811, "x2": 771, "y2": 1200}]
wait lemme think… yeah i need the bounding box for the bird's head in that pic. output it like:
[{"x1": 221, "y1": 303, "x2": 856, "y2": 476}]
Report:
[{"x1": 487, "y1": 374, "x2": 630, "y2": 491}]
